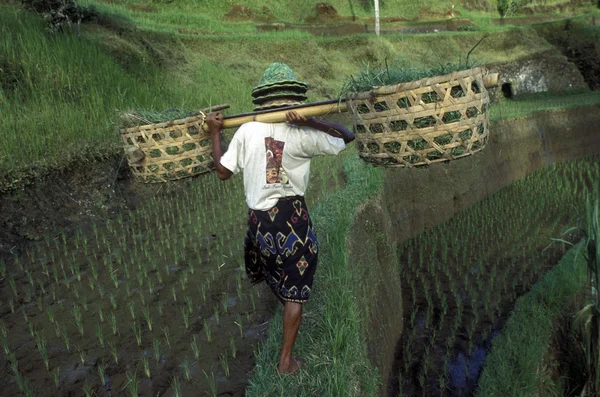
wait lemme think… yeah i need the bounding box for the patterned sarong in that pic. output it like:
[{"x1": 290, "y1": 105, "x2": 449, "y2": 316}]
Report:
[{"x1": 244, "y1": 196, "x2": 318, "y2": 303}]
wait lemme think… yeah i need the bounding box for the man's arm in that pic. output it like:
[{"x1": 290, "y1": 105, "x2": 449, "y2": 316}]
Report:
[
  {"x1": 206, "y1": 112, "x2": 233, "y2": 181},
  {"x1": 286, "y1": 111, "x2": 355, "y2": 144}
]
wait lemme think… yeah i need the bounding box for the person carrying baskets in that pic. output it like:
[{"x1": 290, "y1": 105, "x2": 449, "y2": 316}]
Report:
[{"x1": 206, "y1": 62, "x2": 354, "y2": 374}]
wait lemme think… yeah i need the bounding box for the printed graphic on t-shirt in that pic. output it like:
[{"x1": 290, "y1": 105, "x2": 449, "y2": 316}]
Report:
[{"x1": 265, "y1": 137, "x2": 289, "y2": 185}]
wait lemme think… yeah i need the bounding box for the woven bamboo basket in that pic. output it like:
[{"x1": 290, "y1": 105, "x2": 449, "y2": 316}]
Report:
[
  {"x1": 346, "y1": 67, "x2": 492, "y2": 167},
  {"x1": 120, "y1": 106, "x2": 228, "y2": 183}
]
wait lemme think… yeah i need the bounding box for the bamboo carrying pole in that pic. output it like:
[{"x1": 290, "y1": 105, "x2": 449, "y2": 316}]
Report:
[
  {"x1": 210, "y1": 73, "x2": 499, "y2": 131},
  {"x1": 203, "y1": 100, "x2": 349, "y2": 131}
]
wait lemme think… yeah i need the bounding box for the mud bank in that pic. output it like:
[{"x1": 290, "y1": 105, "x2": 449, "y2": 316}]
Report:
[
  {"x1": 348, "y1": 197, "x2": 402, "y2": 394},
  {"x1": 345, "y1": 105, "x2": 600, "y2": 396}
]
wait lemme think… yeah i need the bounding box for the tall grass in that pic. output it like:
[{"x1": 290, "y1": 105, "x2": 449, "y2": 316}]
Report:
[
  {"x1": 572, "y1": 195, "x2": 600, "y2": 394},
  {"x1": 0, "y1": 7, "x2": 251, "y2": 180},
  {"x1": 476, "y1": 241, "x2": 588, "y2": 396}
]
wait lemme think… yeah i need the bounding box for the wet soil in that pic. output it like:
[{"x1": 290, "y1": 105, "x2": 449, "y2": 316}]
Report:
[
  {"x1": 0, "y1": 157, "x2": 281, "y2": 396},
  {"x1": 0, "y1": 133, "x2": 346, "y2": 396}
]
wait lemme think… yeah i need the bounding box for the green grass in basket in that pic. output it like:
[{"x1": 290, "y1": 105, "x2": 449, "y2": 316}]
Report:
[
  {"x1": 119, "y1": 108, "x2": 203, "y2": 128},
  {"x1": 341, "y1": 57, "x2": 478, "y2": 94}
]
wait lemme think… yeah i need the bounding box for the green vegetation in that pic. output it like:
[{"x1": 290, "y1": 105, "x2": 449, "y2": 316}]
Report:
[
  {"x1": 572, "y1": 196, "x2": 600, "y2": 394},
  {"x1": 0, "y1": 126, "x2": 348, "y2": 395},
  {"x1": 395, "y1": 156, "x2": 600, "y2": 395},
  {"x1": 2, "y1": 0, "x2": 600, "y2": 395},
  {"x1": 476, "y1": 215, "x2": 595, "y2": 396},
  {"x1": 2, "y1": 1, "x2": 590, "y2": 189}
]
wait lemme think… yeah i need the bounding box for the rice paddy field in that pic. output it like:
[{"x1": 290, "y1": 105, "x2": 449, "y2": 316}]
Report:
[
  {"x1": 2, "y1": 1, "x2": 600, "y2": 396},
  {"x1": 0, "y1": 150, "x2": 346, "y2": 396},
  {"x1": 392, "y1": 155, "x2": 600, "y2": 396}
]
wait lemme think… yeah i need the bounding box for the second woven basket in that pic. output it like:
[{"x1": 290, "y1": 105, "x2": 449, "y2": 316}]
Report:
[{"x1": 346, "y1": 67, "x2": 491, "y2": 167}]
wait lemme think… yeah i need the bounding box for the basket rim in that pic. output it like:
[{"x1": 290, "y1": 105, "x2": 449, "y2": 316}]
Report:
[
  {"x1": 119, "y1": 112, "x2": 206, "y2": 135},
  {"x1": 345, "y1": 66, "x2": 487, "y2": 101}
]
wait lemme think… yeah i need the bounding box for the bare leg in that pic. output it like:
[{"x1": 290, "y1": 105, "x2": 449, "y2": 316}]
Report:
[{"x1": 277, "y1": 301, "x2": 303, "y2": 374}]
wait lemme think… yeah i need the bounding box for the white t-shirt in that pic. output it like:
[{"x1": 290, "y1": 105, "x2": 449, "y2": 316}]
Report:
[{"x1": 220, "y1": 122, "x2": 346, "y2": 211}]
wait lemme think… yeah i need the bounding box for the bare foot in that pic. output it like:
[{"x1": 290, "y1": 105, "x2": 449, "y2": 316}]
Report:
[{"x1": 277, "y1": 357, "x2": 305, "y2": 374}]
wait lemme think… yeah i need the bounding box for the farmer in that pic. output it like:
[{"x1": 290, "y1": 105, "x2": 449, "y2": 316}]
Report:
[{"x1": 206, "y1": 62, "x2": 355, "y2": 374}]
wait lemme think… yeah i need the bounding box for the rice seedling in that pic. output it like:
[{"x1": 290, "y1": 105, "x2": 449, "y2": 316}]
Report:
[
  {"x1": 162, "y1": 325, "x2": 171, "y2": 348},
  {"x1": 8, "y1": 298, "x2": 15, "y2": 314},
  {"x1": 128, "y1": 301, "x2": 136, "y2": 320},
  {"x1": 204, "y1": 319, "x2": 212, "y2": 344},
  {"x1": 180, "y1": 357, "x2": 194, "y2": 382},
  {"x1": 95, "y1": 324, "x2": 105, "y2": 348},
  {"x1": 185, "y1": 296, "x2": 193, "y2": 314},
  {"x1": 180, "y1": 306, "x2": 190, "y2": 330},
  {"x1": 109, "y1": 311, "x2": 118, "y2": 336},
  {"x1": 171, "y1": 376, "x2": 183, "y2": 397},
  {"x1": 97, "y1": 306, "x2": 105, "y2": 323},
  {"x1": 199, "y1": 284, "x2": 207, "y2": 304},
  {"x1": 72, "y1": 306, "x2": 84, "y2": 336},
  {"x1": 2, "y1": 338, "x2": 11, "y2": 359},
  {"x1": 140, "y1": 354, "x2": 151, "y2": 378},
  {"x1": 230, "y1": 336, "x2": 237, "y2": 359},
  {"x1": 82, "y1": 381, "x2": 93, "y2": 397},
  {"x1": 52, "y1": 367, "x2": 60, "y2": 387},
  {"x1": 141, "y1": 305, "x2": 153, "y2": 331},
  {"x1": 109, "y1": 294, "x2": 117, "y2": 310},
  {"x1": 35, "y1": 332, "x2": 50, "y2": 370},
  {"x1": 97, "y1": 363, "x2": 106, "y2": 387},
  {"x1": 234, "y1": 314, "x2": 243, "y2": 338},
  {"x1": 8, "y1": 275, "x2": 17, "y2": 296},
  {"x1": 110, "y1": 270, "x2": 119, "y2": 289},
  {"x1": 153, "y1": 338, "x2": 161, "y2": 364},
  {"x1": 75, "y1": 343, "x2": 85, "y2": 365},
  {"x1": 108, "y1": 341, "x2": 118, "y2": 364},
  {"x1": 203, "y1": 370, "x2": 217, "y2": 397},
  {"x1": 21, "y1": 377, "x2": 35, "y2": 397},
  {"x1": 123, "y1": 371, "x2": 139, "y2": 397},
  {"x1": 236, "y1": 276, "x2": 243, "y2": 300},
  {"x1": 131, "y1": 321, "x2": 142, "y2": 347},
  {"x1": 58, "y1": 324, "x2": 71, "y2": 352},
  {"x1": 62, "y1": 268, "x2": 71, "y2": 291},
  {"x1": 171, "y1": 286, "x2": 177, "y2": 303}
]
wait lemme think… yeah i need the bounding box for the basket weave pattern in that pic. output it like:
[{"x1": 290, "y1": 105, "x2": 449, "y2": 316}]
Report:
[
  {"x1": 347, "y1": 67, "x2": 491, "y2": 167},
  {"x1": 120, "y1": 114, "x2": 213, "y2": 183}
]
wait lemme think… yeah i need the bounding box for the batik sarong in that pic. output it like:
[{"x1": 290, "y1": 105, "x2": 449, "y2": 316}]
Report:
[{"x1": 244, "y1": 196, "x2": 318, "y2": 303}]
